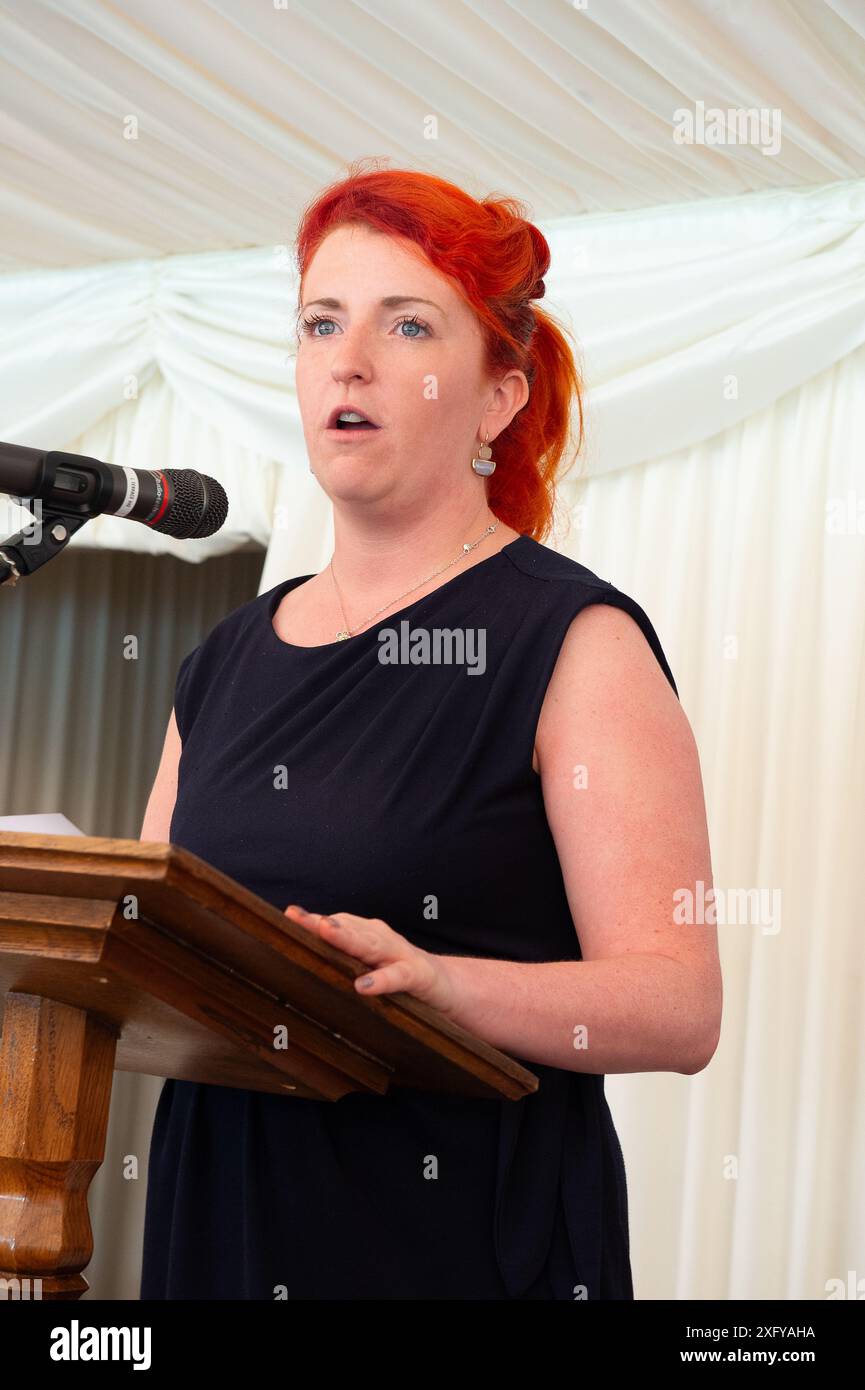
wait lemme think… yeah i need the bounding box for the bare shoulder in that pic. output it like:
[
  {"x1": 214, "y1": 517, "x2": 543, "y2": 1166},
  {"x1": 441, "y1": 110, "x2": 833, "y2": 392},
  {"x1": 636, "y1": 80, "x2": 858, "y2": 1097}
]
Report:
[
  {"x1": 534, "y1": 597, "x2": 705, "y2": 842},
  {"x1": 536, "y1": 600, "x2": 685, "y2": 765},
  {"x1": 535, "y1": 597, "x2": 713, "y2": 954}
]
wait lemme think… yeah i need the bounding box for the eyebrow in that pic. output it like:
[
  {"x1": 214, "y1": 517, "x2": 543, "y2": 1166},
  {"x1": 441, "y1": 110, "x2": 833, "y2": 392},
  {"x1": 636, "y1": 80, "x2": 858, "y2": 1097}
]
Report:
[{"x1": 300, "y1": 295, "x2": 448, "y2": 319}]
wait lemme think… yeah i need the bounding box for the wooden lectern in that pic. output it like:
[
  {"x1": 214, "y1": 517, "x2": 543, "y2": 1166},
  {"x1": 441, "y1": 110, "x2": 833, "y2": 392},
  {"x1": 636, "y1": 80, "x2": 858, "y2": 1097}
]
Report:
[{"x1": 0, "y1": 831, "x2": 537, "y2": 1299}]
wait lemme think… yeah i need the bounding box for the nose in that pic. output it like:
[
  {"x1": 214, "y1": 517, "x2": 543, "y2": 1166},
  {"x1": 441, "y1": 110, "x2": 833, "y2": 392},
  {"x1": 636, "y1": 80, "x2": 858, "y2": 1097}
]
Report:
[{"x1": 329, "y1": 322, "x2": 375, "y2": 386}]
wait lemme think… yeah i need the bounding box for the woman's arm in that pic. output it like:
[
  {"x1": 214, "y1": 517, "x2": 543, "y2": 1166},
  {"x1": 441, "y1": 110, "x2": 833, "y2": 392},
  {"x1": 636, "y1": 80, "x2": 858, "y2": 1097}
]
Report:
[
  {"x1": 438, "y1": 603, "x2": 720, "y2": 1075},
  {"x1": 287, "y1": 602, "x2": 722, "y2": 1076},
  {"x1": 438, "y1": 952, "x2": 716, "y2": 1075}
]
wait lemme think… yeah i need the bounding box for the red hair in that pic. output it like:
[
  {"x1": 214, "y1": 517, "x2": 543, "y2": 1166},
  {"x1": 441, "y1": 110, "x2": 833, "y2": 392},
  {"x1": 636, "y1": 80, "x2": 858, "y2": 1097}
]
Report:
[{"x1": 294, "y1": 159, "x2": 584, "y2": 542}]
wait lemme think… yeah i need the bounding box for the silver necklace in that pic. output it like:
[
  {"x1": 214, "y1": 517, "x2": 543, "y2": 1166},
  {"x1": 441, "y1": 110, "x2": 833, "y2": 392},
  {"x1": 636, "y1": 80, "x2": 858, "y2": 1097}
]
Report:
[{"x1": 329, "y1": 520, "x2": 500, "y2": 641}]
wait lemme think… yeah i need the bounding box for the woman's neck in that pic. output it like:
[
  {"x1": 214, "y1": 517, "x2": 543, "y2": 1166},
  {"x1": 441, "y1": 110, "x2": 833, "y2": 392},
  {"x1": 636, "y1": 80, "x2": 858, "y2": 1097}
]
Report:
[{"x1": 326, "y1": 508, "x2": 513, "y2": 600}]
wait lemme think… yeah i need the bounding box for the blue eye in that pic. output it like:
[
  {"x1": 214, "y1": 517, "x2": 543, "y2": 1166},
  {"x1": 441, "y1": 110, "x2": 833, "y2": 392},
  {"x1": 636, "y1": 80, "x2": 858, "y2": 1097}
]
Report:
[
  {"x1": 394, "y1": 314, "x2": 431, "y2": 338},
  {"x1": 299, "y1": 312, "x2": 335, "y2": 337},
  {"x1": 299, "y1": 312, "x2": 432, "y2": 339}
]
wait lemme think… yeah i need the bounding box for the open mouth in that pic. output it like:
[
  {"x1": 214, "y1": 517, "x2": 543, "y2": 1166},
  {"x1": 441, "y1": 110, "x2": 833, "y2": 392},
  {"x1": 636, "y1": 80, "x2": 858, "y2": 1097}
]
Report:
[{"x1": 327, "y1": 407, "x2": 381, "y2": 431}]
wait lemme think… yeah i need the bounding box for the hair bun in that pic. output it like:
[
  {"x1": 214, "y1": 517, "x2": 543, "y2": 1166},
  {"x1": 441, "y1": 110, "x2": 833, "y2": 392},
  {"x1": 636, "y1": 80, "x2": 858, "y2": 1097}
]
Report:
[{"x1": 529, "y1": 275, "x2": 546, "y2": 300}]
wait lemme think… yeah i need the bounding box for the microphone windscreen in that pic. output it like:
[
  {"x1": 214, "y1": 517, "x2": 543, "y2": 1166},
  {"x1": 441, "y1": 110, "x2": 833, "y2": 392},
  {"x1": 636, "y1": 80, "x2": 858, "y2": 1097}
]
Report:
[{"x1": 157, "y1": 470, "x2": 228, "y2": 539}]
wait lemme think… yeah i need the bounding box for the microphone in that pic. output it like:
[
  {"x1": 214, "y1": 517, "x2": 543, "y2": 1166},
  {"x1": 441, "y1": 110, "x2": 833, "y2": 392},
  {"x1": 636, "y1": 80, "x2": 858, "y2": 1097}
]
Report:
[{"x1": 0, "y1": 442, "x2": 229, "y2": 539}]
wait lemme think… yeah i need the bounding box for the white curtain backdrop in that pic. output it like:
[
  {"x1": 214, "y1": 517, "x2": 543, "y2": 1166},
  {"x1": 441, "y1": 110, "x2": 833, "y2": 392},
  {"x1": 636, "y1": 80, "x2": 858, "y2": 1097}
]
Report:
[
  {"x1": 2, "y1": 176, "x2": 864, "y2": 579},
  {"x1": 569, "y1": 341, "x2": 865, "y2": 1298}
]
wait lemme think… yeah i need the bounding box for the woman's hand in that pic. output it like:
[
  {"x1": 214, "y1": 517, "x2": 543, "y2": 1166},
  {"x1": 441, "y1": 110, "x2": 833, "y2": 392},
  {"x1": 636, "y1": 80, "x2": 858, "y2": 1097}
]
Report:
[{"x1": 283, "y1": 904, "x2": 459, "y2": 1017}]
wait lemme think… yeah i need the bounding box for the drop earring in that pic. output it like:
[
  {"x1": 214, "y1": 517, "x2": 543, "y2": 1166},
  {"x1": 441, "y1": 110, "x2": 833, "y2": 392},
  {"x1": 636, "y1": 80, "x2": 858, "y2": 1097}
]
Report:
[{"x1": 471, "y1": 431, "x2": 496, "y2": 477}]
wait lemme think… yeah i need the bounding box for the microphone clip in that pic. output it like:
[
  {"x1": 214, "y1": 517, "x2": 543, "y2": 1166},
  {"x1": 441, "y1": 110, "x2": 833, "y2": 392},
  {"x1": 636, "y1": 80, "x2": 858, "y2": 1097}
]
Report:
[{"x1": 0, "y1": 504, "x2": 91, "y2": 587}]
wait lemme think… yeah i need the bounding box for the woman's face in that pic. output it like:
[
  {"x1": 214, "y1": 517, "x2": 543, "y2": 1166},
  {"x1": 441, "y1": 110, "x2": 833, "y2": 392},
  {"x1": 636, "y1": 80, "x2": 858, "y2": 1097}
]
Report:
[{"x1": 294, "y1": 222, "x2": 526, "y2": 511}]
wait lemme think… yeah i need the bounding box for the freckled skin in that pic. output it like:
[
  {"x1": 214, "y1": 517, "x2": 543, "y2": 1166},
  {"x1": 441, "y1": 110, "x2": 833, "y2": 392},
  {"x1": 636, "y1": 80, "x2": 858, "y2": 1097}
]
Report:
[
  {"x1": 281, "y1": 220, "x2": 527, "y2": 642},
  {"x1": 295, "y1": 222, "x2": 529, "y2": 520}
]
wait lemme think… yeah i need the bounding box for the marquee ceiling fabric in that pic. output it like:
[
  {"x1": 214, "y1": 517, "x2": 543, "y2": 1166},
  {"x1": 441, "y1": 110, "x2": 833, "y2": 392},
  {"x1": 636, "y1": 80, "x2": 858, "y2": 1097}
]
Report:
[{"x1": 1, "y1": 0, "x2": 865, "y2": 271}]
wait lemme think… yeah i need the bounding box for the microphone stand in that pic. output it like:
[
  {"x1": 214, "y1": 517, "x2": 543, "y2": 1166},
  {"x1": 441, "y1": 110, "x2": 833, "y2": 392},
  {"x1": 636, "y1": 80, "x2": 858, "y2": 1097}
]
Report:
[{"x1": 0, "y1": 503, "x2": 91, "y2": 586}]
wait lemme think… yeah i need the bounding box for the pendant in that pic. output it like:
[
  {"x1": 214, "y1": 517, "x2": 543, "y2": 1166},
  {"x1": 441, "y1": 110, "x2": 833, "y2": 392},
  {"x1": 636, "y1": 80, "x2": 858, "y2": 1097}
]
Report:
[{"x1": 335, "y1": 630, "x2": 350, "y2": 641}]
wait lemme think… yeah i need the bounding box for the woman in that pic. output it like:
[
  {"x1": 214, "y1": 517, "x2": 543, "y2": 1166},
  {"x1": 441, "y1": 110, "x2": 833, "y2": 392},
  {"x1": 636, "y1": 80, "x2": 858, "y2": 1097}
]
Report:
[{"x1": 139, "y1": 163, "x2": 721, "y2": 1300}]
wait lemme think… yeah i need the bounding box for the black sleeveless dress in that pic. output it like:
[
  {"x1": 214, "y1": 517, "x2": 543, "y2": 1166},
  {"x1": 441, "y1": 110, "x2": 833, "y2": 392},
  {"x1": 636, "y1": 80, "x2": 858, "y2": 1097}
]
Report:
[{"x1": 140, "y1": 533, "x2": 678, "y2": 1300}]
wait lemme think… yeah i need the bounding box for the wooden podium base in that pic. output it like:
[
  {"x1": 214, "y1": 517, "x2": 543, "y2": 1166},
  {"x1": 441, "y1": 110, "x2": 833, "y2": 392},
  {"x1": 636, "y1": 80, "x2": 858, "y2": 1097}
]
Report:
[{"x1": 0, "y1": 992, "x2": 117, "y2": 1300}]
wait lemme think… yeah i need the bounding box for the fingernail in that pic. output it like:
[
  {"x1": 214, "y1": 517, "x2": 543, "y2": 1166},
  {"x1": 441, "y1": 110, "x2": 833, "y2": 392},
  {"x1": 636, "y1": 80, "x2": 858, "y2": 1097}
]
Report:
[{"x1": 358, "y1": 974, "x2": 375, "y2": 988}]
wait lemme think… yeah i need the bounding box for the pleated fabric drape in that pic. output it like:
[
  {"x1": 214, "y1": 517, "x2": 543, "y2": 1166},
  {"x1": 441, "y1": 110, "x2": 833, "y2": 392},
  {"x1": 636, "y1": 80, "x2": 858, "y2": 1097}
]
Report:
[{"x1": 556, "y1": 342, "x2": 865, "y2": 1299}]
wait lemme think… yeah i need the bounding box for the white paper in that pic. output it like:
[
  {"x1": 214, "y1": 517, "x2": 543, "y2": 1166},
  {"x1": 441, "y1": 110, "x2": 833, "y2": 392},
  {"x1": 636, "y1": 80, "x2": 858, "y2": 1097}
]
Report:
[{"x1": 0, "y1": 812, "x2": 87, "y2": 835}]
